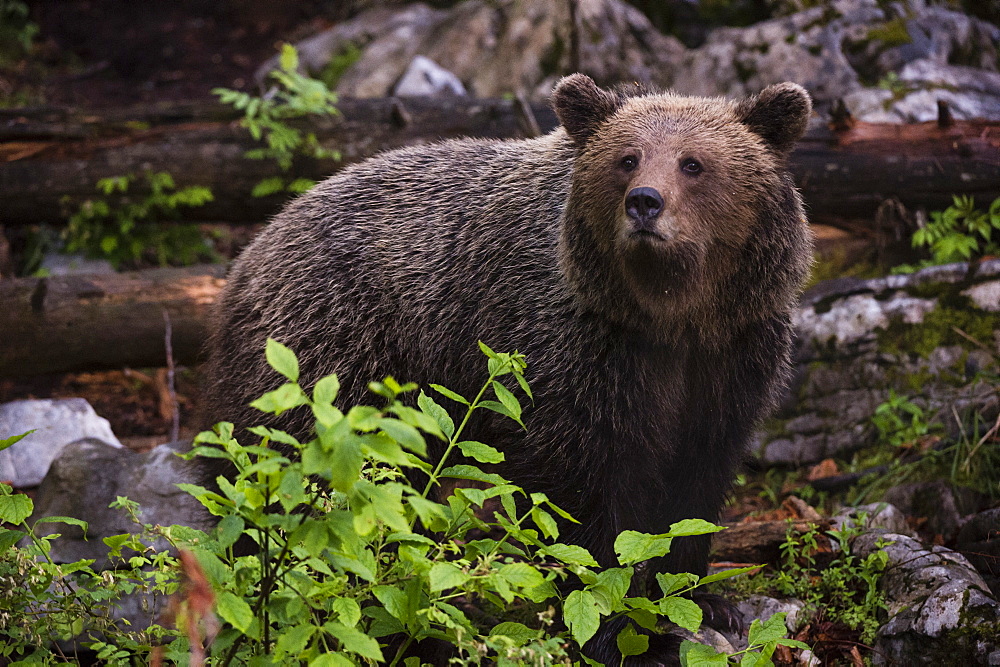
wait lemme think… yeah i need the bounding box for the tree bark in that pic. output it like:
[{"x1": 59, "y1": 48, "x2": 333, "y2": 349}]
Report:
[
  {"x1": 1, "y1": 100, "x2": 998, "y2": 230},
  {"x1": 0, "y1": 265, "x2": 226, "y2": 377}
]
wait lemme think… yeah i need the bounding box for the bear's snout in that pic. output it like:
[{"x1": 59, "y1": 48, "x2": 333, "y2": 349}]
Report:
[{"x1": 624, "y1": 187, "x2": 664, "y2": 229}]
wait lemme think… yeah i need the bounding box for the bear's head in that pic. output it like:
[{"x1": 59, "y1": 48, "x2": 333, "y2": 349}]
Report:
[{"x1": 551, "y1": 74, "x2": 812, "y2": 339}]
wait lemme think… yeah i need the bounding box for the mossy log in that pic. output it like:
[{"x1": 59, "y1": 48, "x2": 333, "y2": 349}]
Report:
[
  {"x1": 0, "y1": 265, "x2": 226, "y2": 377},
  {"x1": 1, "y1": 100, "x2": 998, "y2": 230}
]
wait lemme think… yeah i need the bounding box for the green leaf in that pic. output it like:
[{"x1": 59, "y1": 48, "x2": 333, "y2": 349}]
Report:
[
  {"x1": 699, "y1": 565, "x2": 760, "y2": 585},
  {"x1": 531, "y1": 507, "x2": 558, "y2": 539},
  {"x1": 332, "y1": 597, "x2": 362, "y2": 627},
  {"x1": 488, "y1": 621, "x2": 538, "y2": 647},
  {"x1": 591, "y1": 567, "x2": 633, "y2": 614},
  {"x1": 440, "y1": 464, "x2": 508, "y2": 486},
  {"x1": 456, "y1": 440, "x2": 504, "y2": 464},
  {"x1": 0, "y1": 529, "x2": 25, "y2": 551},
  {"x1": 616, "y1": 624, "x2": 650, "y2": 658},
  {"x1": 0, "y1": 493, "x2": 32, "y2": 524},
  {"x1": 279, "y1": 43, "x2": 300, "y2": 72},
  {"x1": 275, "y1": 623, "x2": 314, "y2": 659},
  {"x1": 0, "y1": 430, "x2": 33, "y2": 452},
  {"x1": 430, "y1": 383, "x2": 469, "y2": 405},
  {"x1": 429, "y1": 562, "x2": 469, "y2": 592},
  {"x1": 748, "y1": 613, "x2": 789, "y2": 647},
  {"x1": 417, "y1": 390, "x2": 455, "y2": 439},
  {"x1": 680, "y1": 640, "x2": 729, "y2": 666},
  {"x1": 251, "y1": 176, "x2": 286, "y2": 198},
  {"x1": 265, "y1": 338, "x2": 299, "y2": 381},
  {"x1": 656, "y1": 572, "x2": 699, "y2": 596},
  {"x1": 740, "y1": 651, "x2": 773, "y2": 667},
  {"x1": 216, "y1": 590, "x2": 257, "y2": 637},
  {"x1": 313, "y1": 374, "x2": 340, "y2": 405},
  {"x1": 564, "y1": 589, "x2": 601, "y2": 645},
  {"x1": 614, "y1": 530, "x2": 673, "y2": 565},
  {"x1": 250, "y1": 382, "x2": 309, "y2": 415},
  {"x1": 542, "y1": 543, "x2": 598, "y2": 566},
  {"x1": 660, "y1": 596, "x2": 703, "y2": 633},
  {"x1": 492, "y1": 381, "x2": 522, "y2": 420},
  {"x1": 667, "y1": 519, "x2": 726, "y2": 537},
  {"x1": 325, "y1": 621, "x2": 384, "y2": 662},
  {"x1": 33, "y1": 516, "x2": 88, "y2": 535},
  {"x1": 377, "y1": 418, "x2": 427, "y2": 457}
]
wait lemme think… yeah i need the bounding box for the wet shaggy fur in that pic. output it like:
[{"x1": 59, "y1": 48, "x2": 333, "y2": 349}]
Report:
[{"x1": 204, "y1": 74, "x2": 813, "y2": 664}]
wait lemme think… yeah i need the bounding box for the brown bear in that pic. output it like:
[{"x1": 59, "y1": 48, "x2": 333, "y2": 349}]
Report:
[{"x1": 203, "y1": 74, "x2": 812, "y2": 664}]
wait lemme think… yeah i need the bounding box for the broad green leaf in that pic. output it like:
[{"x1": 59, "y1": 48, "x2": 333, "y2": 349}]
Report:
[
  {"x1": 626, "y1": 608, "x2": 659, "y2": 632},
  {"x1": 0, "y1": 431, "x2": 33, "y2": 452},
  {"x1": 279, "y1": 43, "x2": 300, "y2": 72},
  {"x1": 531, "y1": 507, "x2": 558, "y2": 539},
  {"x1": 680, "y1": 640, "x2": 729, "y2": 666},
  {"x1": 251, "y1": 177, "x2": 285, "y2": 198},
  {"x1": 456, "y1": 440, "x2": 504, "y2": 464},
  {"x1": 488, "y1": 621, "x2": 538, "y2": 647},
  {"x1": 429, "y1": 562, "x2": 469, "y2": 592},
  {"x1": 440, "y1": 464, "x2": 507, "y2": 486},
  {"x1": 325, "y1": 621, "x2": 384, "y2": 661},
  {"x1": 250, "y1": 382, "x2": 309, "y2": 415},
  {"x1": 616, "y1": 624, "x2": 649, "y2": 658},
  {"x1": 417, "y1": 390, "x2": 455, "y2": 439},
  {"x1": 591, "y1": 567, "x2": 632, "y2": 614},
  {"x1": 667, "y1": 519, "x2": 726, "y2": 537},
  {"x1": 332, "y1": 597, "x2": 362, "y2": 627},
  {"x1": 32, "y1": 516, "x2": 88, "y2": 535},
  {"x1": 265, "y1": 338, "x2": 300, "y2": 382},
  {"x1": 542, "y1": 543, "x2": 598, "y2": 566},
  {"x1": 656, "y1": 572, "x2": 699, "y2": 596},
  {"x1": 216, "y1": 590, "x2": 256, "y2": 637},
  {"x1": 499, "y1": 562, "x2": 545, "y2": 590},
  {"x1": 661, "y1": 596, "x2": 703, "y2": 633},
  {"x1": 0, "y1": 529, "x2": 25, "y2": 551},
  {"x1": 614, "y1": 530, "x2": 673, "y2": 565},
  {"x1": 563, "y1": 589, "x2": 601, "y2": 645},
  {"x1": 741, "y1": 651, "x2": 774, "y2": 667},
  {"x1": 377, "y1": 418, "x2": 427, "y2": 457},
  {"x1": 492, "y1": 381, "x2": 522, "y2": 420},
  {"x1": 0, "y1": 493, "x2": 32, "y2": 524},
  {"x1": 313, "y1": 375, "x2": 340, "y2": 405},
  {"x1": 215, "y1": 515, "x2": 245, "y2": 550},
  {"x1": 275, "y1": 623, "x2": 314, "y2": 659},
  {"x1": 430, "y1": 383, "x2": 469, "y2": 405},
  {"x1": 748, "y1": 613, "x2": 789, "y2": 647}
]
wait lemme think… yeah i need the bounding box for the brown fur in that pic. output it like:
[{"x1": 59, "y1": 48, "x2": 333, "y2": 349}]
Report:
[{"x1": 203, "y1": 74, "x2": 812, "y2": 664}]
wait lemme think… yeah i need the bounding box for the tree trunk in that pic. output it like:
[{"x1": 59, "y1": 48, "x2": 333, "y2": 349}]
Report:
[
  {"x1": 0, "y1": 265, "x2": 225, "y2": 377},
  {"x1": 1, "y1": 100, "x2": 998, "y2": 230}
]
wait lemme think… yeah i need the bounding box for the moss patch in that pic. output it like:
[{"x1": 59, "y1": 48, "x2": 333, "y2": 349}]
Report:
[
  {"x1": 876, "y1": 305, "x2": 1000, "y2": 358},
  {"x1": 866, "y1": 18, "x2": 912, "y2": 48}
]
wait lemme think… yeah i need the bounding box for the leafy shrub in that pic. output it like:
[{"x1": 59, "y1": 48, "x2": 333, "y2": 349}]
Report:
[
  {"x1": 871, "y1": 390, "x2": 939, "y2": 449},
  {"x1": 906, "y1": 195, "x2": 1000, "y2": 268},
  {"x1": 214, "y1": 44, "x2": 341, "y2": 198},
  {"x1": 62, "y1": 171, "x2": 217, "y2": 270},
  {"x1": 1, "y1": 343, "x2": 805, "y2": 665}
]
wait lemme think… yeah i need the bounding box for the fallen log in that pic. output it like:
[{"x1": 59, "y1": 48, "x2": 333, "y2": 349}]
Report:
[
  {"x1": 0, "y1": 265, "x2": 226, "y2": 377},
  {"x1": 711, "y1": 519, "x2": 825, "y2": 565},
  {"x1": 1, "y1": 99, "x2": 998, "y2": 231}
]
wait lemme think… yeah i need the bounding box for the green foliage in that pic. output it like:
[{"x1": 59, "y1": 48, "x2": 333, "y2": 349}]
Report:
[
  {"x1": 0, "y1": 0, "x2": 38, "y2": 63},
  {"x1": 1, "y1": 342, "x2": 806, "y2": 664},
  {"x1": 727, "y1": 521, "x2": 889, "y2": 645},
  {"x1": 871, "y1": 390, "x2": 939, "y2": 448},
  {"x1": 62, "y1": 171, "x2": 217, "y2": 269},
  {"x1": 214, "y1": 44, "x2": 341, "y2": 197},
  {"x1": 902, "y1": 196, "x2": 1000, "y2": 269}
]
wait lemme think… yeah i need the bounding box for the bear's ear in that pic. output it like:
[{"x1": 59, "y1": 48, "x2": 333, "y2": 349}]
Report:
[
  {"x1": 735, "y1": 82, "x2": 812, "y2": 156},
  {"x1": 551, "y1": 74, "x2": 621, "y2": 147}
]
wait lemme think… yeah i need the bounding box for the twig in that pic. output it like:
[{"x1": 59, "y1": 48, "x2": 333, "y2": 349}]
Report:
[{"x1": 163, "y1": 309, "x2": 180, "y2": 442}]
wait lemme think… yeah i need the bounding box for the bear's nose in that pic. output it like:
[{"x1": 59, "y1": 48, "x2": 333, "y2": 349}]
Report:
[{"x1": 624, "y1": 187, "x2": 664, "y2": 226}]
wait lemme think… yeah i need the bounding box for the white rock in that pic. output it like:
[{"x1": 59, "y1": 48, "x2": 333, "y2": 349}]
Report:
[
  {"x1": 0, "y1": 399, "x2": 122, "y2": 488},
  {"x1": 393, "y1": 55, "x2": 467, "y2": 97}
]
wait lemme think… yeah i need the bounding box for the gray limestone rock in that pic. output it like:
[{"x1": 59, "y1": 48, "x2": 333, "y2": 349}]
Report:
[
  {"x1": 393, "y1": 55, "x2": 467, "y2": 97},
  {"x1": 0, "y1": 399, "x2": 122, "y2": 488},
  {"x1": 28, "y1": 438, "x2": 209, "y2": 569},
  {"x1": 853, "y1": 533, "x2": 1000, "y2": 664}
]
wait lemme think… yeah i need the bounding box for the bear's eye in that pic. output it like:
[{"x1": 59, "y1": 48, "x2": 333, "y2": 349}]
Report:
[
  {"x1": 620, "y1": 155, "x2": 639, "y2": 172},
  {"x1": 680, "y1": 158, "x2": 703, "y2": 175}
]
